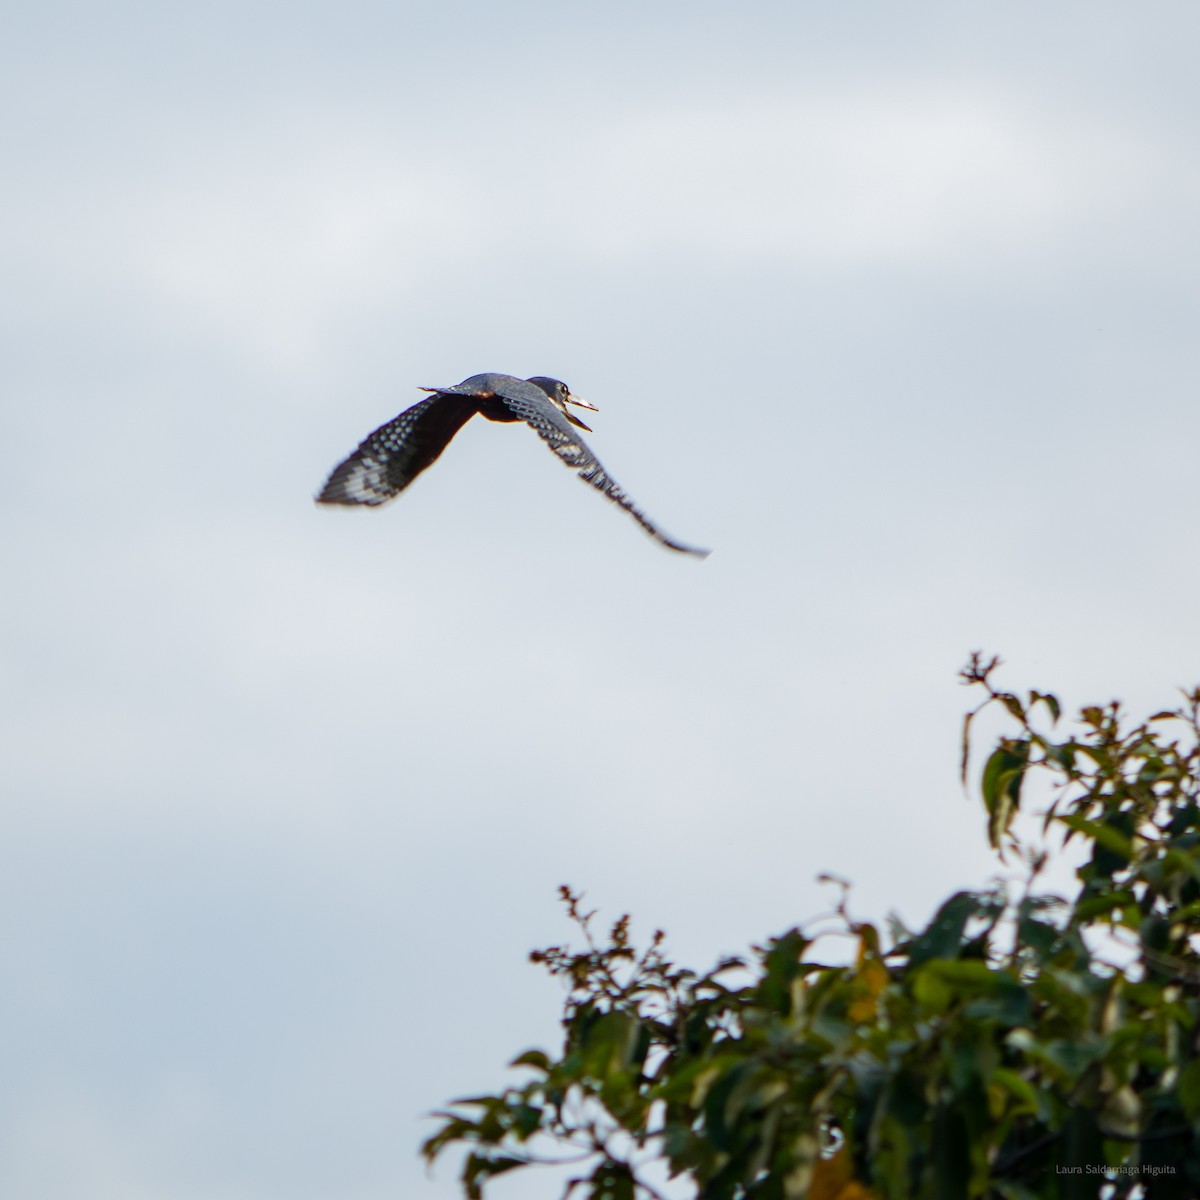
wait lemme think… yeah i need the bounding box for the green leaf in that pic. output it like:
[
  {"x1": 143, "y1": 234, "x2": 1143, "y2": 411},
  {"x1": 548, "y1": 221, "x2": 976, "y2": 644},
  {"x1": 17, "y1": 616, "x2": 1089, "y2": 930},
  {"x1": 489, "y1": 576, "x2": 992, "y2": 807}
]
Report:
[
  {"x1": 1060, "y1": 1108, "x2": 1105, "y2": 1200},
  {"x1": 990, "y1": 1068, "x2": 1039, "y2": 1113},
  {"x1": 1057, "y1": 813, "x2": 1134, "y2": 863},
  {"x1": 913, "y1": 966, "x2": 953, "y2": 1014},
  {"x1": 1015, "y1": 912, "x2": 1060, "y2": 956},
  {"x1": 462, "y1": 1153, "x2": 525, "y2": 1200},
  {"x1": 1042, "y1": 740, "x2": 1077, "y2": 770},
  {"x1": 908, "y1": 892, "x2": 981, "y2": 966},
  {"x1": 509, "y1": 1049, "x2": 551, "y2": 1072},
  {"x1": 980, "y1": 741, "x2": 1028, "y2": 849},
  {"x1": 991, "y1": 1183, "x2": 1041, "y2": 1200},
  {"x1": 581, "y1": 1011, "x2": 643, "y2": 1078},
  {"x1": 963, "y1": 984, "x2": 1030, "y2": 1028},
  {"x1": 961, "y1": 708, "x2": 975, "y2": 787},
  {"x1": 585, "y1": 1159, "x2": 635, "y2": 1200},
  {"x1": 702, "y1": 1059, "x2": 758, "y2": 1152},
  {"x1": 757, "y1": 928, "x2": 808, "y2": 1012},
  {"x1": 1005, "y1": 1029, "x2": 1105, "y2": 1080},
  {"x1": 922, "y1": 959, "x2": 1008, "y2": 987},
  {"x1": 1101, "y1": 1084, "x2": 1141, "y2": 1140},
  {"x1": 512, "y1": 1103, "x2": 541, "y2": 1139},
  {"x1": 911, "y1": 960, "x2": 1028, "y2": 1026},
  {"x1": 933, "y1": 1102, "x2": 971, "y2": 1200},
  {"x1": 1072, "y1": 890, "x2": 1137, "y2": 924},
  {"x1": 1177, "y1": 1059, "x2": 1200, "y2": 1122}
]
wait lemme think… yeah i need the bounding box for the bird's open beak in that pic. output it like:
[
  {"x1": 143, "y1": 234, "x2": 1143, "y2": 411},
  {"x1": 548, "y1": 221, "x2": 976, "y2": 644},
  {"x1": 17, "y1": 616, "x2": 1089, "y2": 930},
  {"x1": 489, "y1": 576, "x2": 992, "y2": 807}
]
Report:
[{"x1": 565, "y1": 392, "x2": 598, "y2": 432}]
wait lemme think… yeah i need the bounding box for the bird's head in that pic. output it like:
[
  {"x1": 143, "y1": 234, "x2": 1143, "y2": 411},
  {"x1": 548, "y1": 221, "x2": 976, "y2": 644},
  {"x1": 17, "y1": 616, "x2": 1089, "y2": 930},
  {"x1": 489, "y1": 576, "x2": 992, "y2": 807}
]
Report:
[{"x1": 526, "y1": 376, "x2": 599, "y2": 432}]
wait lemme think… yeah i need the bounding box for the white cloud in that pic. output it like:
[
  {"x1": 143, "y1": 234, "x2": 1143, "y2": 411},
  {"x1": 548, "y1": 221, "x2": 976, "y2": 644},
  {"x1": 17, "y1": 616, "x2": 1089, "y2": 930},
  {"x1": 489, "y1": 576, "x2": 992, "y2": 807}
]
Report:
[{"x1": 560, "y1": 90, "x2": 1169, "y2": 268}]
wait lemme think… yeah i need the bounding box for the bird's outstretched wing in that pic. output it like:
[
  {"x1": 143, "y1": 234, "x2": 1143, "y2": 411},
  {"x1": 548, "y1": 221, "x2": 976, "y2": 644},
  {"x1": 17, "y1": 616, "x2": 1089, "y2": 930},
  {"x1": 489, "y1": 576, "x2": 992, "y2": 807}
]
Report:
[
  {"x1": 492, "y1": 377, "x2": 710, "y2": 558},
  {"x1": 316, "y1": 394, "x2": 477, "y2": 506}
]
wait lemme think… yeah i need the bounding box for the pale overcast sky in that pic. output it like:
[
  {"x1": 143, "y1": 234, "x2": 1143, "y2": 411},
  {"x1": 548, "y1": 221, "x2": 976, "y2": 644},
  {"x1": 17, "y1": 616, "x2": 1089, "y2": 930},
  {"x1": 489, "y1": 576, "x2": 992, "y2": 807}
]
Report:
[{"x1": 4, "y1": 3, "x2": 1200, "y2": 1198}]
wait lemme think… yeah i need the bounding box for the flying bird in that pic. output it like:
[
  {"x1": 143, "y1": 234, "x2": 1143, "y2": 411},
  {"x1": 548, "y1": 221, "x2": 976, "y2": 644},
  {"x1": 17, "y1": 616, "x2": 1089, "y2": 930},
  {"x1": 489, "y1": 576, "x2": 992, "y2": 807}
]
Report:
[{"x1": 316, "y1": 372, "x2": 709, "y2": 557}]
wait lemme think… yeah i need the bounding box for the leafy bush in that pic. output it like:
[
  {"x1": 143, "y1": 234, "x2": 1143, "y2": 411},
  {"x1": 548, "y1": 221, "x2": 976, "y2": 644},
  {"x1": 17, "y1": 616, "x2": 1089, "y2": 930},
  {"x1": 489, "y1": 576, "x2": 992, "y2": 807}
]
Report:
[{"x1": 424, "y1": 655, "x2": 1200, "y2": 1200}]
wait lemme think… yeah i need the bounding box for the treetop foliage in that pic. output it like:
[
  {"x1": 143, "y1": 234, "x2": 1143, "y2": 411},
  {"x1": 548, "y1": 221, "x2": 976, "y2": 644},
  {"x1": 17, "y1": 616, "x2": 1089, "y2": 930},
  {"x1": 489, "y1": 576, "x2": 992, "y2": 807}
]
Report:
[{"x1": 424, "y1": 655, "x2": 1200, "y2": 1200}]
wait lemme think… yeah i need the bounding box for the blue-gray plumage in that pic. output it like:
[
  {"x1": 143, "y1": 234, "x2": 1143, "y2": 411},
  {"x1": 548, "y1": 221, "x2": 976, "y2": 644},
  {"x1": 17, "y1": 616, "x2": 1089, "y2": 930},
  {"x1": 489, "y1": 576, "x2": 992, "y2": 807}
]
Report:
[{"x1": 316, "y1": 373, "x2": 709, "y2": 557}]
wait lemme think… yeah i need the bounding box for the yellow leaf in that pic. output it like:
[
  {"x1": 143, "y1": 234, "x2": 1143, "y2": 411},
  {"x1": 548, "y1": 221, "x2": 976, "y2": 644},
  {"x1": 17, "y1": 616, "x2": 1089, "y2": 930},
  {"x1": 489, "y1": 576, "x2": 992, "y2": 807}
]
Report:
[
  {"x1": 860, "y1": 957, "x2": 888, "y2": 997},
  {"x1": 807, "y1": 1148, "x2": 851, "y2": 1200},
  {"x1": 847, "y1": 994, "x2": 876, "y2": 1022},
  {"x1": 835, "y1": 1184, "x2": 881, "y2": 1200},
  {"x1": 847, "y1": 943, "x2": 888, "y2": 1022},
  {"x1": 807, "y1": 1149, "x2": 881, "y2": 1200}
]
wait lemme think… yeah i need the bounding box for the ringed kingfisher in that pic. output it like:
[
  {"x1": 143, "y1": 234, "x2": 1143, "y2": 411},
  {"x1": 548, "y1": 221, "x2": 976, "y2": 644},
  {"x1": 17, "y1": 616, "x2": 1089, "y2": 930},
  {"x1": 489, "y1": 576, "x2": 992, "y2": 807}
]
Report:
[{"x1": 316, "y1": 372, "x2": 709, "y2": 557}]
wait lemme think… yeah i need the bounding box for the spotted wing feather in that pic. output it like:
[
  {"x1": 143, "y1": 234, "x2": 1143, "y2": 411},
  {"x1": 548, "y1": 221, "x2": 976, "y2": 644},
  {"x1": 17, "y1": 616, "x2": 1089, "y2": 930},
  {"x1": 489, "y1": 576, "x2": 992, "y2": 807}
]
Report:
[
  {"x1": 493, "y1": 379, "x2": 710, "y2": 558},
  {"x1": 316, "y1": 395, "x2": 477, "y2": 506}
]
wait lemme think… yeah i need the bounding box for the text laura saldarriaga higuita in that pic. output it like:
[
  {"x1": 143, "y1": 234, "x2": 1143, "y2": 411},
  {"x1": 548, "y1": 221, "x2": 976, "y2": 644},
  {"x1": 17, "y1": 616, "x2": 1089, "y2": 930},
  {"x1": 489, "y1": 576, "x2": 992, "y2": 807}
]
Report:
[{"x1": 1054, "y1": 1165, "x2": 1176, "y2": 1178}]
